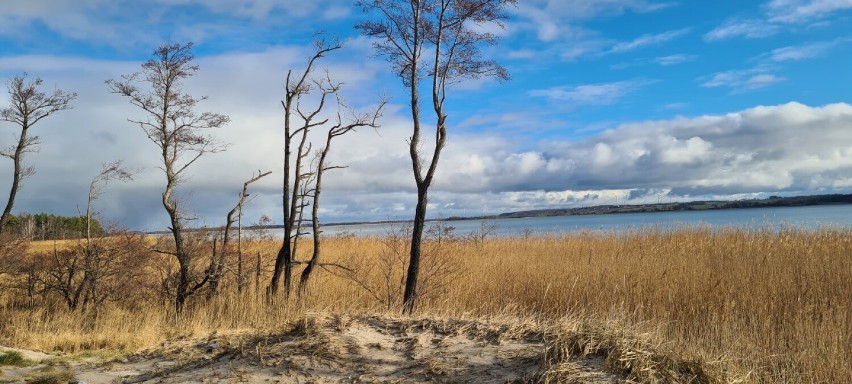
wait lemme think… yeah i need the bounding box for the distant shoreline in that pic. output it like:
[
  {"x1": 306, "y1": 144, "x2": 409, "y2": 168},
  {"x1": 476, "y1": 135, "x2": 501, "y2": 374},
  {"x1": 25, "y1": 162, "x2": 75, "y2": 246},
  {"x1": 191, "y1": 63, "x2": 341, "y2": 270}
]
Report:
[
  {"x1": 150, "y1": 193, "x2": 852, "y2": 234},
  {"x1": 447, "y1": 193, "x2": 852, "y2": 221}
]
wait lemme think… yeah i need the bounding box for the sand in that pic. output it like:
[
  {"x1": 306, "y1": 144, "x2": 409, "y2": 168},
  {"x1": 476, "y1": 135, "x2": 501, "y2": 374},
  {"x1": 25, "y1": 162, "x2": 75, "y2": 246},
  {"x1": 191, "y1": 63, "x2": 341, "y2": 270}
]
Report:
[{"x1": 0, "y1": 315, "x2": 622, "y2": 383}]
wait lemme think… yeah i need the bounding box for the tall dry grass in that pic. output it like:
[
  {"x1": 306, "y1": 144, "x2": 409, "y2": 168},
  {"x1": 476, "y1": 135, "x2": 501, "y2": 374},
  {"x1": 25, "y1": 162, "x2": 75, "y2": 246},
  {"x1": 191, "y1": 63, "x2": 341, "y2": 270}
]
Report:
[{"x1": 1, "y1": 226, "x2": 849, "y2": 382}]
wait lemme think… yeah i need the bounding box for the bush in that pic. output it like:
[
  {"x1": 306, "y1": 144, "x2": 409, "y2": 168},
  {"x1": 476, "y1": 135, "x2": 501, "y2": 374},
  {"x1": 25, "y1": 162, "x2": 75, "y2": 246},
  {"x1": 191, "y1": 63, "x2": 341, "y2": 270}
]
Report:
[{"x1": 0, "y1": 350, "x2": 29, "y2": 366}]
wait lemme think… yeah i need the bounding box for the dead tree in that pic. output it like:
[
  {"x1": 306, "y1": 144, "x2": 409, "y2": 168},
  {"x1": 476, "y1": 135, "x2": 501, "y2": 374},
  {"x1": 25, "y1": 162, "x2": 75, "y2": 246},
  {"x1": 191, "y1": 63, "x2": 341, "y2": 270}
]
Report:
[
  {"x1": 0, "y1": 74, "x2": 76, "y2": 234},
  {"x1": 83, "y1": 161, "x2": 134, "y2": 313},
  {"x1": 268, "y1": 37, "x2": 341, "y2": 299},
  {"x1": 107, "y1": 42, "x2": 229, "y2": 313},
  {"x1": 298, "y1": 93, "x2": 385, "y2": 297},
  {"x1": 209, "y1": 170, "x2": 271, "y2": 294},
  {"x1": 357, "y1": 0, "x2": 515, "y2": 314}
]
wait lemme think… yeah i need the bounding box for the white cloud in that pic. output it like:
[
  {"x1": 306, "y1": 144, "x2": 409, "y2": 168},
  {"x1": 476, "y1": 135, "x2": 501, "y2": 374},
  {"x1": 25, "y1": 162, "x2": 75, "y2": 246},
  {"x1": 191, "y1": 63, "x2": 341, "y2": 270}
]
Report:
[
  {"x1": 653, "y1": 54, "x2": 695, "y2": 66},
  {"x1": 769, "y1": 40, "x2": 837, "y2": 61},
  {"x1": 510, "y1": 0, "x2": 676, "y2": 60},
  {"x1": 659, "y1": 137, "x2": 713, "y2": 165},
  {"x1": 529, "y1": 80, "x2": 652, "y2": 105},
  {"x1": 507, "y1": 49, "x2": 538, "y2": 59},
  {"x1": 746, "y1": 74, "x2": 786, "y2": 88},
  {"x1": 766, "y1": 0, "x2": 852, "y2": 23},
  {"x1": 704, "y1": 19, "x2": 781, "y2": 41},
  {"x1": 609, "y1": 28, "x2": 691, "y2": 53},
  {"x1": 661, "y1": 102, "x2": 688, "y2": 110},
  {"x1": 701, "y1": 67, "x2": 785, "y2": 91},
  {"x1": 407, "y1": 102, "x2": 852, "y2": 215},
  {"x1": 705, "y1": 1, "x2": 852, "y2": 42},
  {"x1": 4, "y1": 45, "x2": 852, "y2": 229},
  {"x1": 0, "y1": 0, "x2": 348, "y2": 49}
]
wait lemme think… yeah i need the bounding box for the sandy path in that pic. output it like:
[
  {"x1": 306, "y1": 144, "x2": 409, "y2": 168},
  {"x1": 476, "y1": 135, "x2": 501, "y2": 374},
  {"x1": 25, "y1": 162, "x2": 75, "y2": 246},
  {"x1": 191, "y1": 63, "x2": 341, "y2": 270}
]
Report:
[{"x1": 1, "y1": 316, "x2": 622, "y2": 383}]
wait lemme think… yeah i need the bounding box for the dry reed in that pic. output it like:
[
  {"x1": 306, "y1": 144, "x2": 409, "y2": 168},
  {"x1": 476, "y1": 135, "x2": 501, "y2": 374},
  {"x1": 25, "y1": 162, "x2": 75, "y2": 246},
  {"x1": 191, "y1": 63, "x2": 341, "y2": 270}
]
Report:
[{"x1": 0, "y1": 226, "x2": 849, "y2": 383}]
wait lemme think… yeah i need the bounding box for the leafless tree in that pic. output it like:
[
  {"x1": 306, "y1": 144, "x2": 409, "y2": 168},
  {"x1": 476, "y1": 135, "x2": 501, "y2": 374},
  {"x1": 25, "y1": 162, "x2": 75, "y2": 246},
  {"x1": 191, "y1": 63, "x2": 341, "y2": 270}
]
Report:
[
  {"x1": 298, "y1": 93, "x2": 385, "y2": 297},
  {"x1": 268, "y1": 37, "x2": 341, "y2": 299},
  {"x1": 0, "y1": 74, "x2": 76, "y2": 234},
  {"x1": 83, "y1": 161, "x2": 134, "y2": 313},
  {"x1": 357, "y1": 0, "x2": 515, "y2": 314},
  {"x1": 86, "y1": 161, "x2": 134, "y2": 248},
  {"x1": 209, "y1": 170, "x2": 271, "y2": 294},
  {"x1": 107, "y1": 42, "x2": 230, "y2": 312}
]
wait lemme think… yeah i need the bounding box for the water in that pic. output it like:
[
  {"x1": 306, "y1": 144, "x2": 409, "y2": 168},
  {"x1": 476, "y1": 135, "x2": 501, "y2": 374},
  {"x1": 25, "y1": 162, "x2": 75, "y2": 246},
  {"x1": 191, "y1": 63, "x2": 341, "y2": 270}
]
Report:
[{"x1": 311, "y1": 205, "x2": 852, "y2": 237}]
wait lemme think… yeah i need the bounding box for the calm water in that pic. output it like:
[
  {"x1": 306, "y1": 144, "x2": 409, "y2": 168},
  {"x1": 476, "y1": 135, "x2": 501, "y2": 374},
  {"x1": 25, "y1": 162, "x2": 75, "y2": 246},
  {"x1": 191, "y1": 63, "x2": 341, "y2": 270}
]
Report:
[{"x1": 313, "y1": 205, "x2": 852, "y2": 237}]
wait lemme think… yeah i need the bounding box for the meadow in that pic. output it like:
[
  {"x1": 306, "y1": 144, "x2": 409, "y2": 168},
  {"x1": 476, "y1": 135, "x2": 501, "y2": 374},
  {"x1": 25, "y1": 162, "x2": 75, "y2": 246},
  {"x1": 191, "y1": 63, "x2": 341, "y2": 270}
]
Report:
[{"x1": 0, "y1": 226, "x2": 849, "y2": 383}]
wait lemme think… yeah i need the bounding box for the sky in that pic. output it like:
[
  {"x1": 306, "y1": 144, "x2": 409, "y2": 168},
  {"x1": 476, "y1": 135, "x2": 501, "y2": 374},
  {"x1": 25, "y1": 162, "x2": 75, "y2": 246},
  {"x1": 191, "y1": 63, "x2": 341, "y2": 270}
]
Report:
[{"x1": 1, "y1": 0, "x2": 852, "y2": 231}]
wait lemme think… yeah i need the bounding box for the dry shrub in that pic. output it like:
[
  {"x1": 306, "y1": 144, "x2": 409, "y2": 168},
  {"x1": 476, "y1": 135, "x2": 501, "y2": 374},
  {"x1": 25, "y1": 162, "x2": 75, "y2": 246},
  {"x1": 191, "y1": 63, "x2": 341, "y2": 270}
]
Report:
[
  {"x1": 330, "y1": 222, "x2": 465, "y2": 310},
  {"x1": 1, "y1": 230, "x2": 151, "y2": 313}
]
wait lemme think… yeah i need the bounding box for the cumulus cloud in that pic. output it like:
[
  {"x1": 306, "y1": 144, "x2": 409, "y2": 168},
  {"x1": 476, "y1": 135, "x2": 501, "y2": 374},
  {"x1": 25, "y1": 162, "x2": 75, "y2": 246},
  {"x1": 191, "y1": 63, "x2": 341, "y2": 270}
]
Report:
[
  {"x1": 0, "y1": 41, "x2": 388, "y2": 230},
  {"x1": 426, "y1": 102, "x2": 852, "y2": 202},
  {"x1": 332, "y1": 102, "x2": 852, "y2": 216},
  {"x1": 3, "y1": 43, "x2": 852, "y2": 230}
]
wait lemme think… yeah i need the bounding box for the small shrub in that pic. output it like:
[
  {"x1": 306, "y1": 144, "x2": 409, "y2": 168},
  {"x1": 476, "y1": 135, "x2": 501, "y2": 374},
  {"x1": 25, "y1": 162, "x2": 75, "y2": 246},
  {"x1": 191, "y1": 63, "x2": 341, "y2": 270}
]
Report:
[
  {"x1": 24, "y1": 368, "x2": 75, "y2": 384},
  {"x1": 0, "y1": 350, "x2": 30, "y2": 366}
]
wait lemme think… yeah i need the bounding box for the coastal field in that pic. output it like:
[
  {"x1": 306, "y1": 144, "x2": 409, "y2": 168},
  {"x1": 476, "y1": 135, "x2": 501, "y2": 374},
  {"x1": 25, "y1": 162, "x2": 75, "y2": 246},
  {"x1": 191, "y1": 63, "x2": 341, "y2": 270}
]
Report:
[{"x1": 1, "y1": 226, "x2": 849, "y2": 382}]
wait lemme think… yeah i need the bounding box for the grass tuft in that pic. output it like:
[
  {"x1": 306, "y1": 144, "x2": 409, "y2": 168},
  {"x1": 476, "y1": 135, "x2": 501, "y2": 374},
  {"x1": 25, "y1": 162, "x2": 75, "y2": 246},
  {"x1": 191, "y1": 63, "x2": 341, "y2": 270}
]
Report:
[{"x1": 0, "y1": 350, "x2": 31, "y2": 366}]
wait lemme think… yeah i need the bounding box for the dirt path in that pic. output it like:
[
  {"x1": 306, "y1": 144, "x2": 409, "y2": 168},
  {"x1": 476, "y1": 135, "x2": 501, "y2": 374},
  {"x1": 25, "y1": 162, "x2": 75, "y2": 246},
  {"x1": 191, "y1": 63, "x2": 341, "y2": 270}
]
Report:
[{"x1": 1, "y1": 315, "x2": 623, "y2": 383}]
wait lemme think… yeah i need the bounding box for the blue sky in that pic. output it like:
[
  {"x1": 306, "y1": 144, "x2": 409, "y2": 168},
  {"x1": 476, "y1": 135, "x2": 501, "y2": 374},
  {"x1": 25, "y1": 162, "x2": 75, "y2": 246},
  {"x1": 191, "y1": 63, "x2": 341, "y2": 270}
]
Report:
[{"x1": 1, "y1": 0, "x2": 852, "y2": 230}]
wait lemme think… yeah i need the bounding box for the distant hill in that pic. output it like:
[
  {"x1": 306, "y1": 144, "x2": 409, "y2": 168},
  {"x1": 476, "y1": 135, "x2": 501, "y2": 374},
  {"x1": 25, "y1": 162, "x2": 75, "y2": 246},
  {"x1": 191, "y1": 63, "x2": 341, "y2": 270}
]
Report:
[{"x1": 444, "y1": 194, "x2": 852, "y2": 221}]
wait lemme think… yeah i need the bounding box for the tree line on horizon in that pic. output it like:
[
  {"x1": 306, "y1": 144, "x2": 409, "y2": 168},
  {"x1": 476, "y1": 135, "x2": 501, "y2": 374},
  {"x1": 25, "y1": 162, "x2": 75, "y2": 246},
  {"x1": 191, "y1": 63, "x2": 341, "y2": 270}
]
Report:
[
  {"x1": 0, "y1": 213, "x2": 105, "y2": 240},
  {"x1": 0, "y1": 0, "x2": 517, "y2": 314}
]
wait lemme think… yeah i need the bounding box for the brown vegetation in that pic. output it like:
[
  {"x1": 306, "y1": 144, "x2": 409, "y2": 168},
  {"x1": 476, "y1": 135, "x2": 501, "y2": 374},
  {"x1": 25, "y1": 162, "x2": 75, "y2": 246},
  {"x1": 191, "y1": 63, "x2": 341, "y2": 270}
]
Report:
[{"x1": 0, "y1": 226, "x2": 849, "y2": 382}]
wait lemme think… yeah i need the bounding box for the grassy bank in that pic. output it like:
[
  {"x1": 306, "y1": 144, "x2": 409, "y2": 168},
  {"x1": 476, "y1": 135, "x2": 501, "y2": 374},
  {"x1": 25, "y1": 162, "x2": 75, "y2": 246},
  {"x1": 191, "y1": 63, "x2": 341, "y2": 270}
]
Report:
[{"x1": 1, "y1": 226, "x2": 849, "y2": 382}]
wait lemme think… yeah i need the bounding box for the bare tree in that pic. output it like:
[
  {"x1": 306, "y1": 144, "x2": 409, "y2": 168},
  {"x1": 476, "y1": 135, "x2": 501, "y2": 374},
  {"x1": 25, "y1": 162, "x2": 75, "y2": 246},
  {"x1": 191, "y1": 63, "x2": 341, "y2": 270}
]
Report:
[
  {"x1": 86, "y1": 161, "x2": 134, "y2": 249},
  {"x1": 107, "y1": 42, "x2": 230, "y2": 312},
  {"x1": 209, "y1": 170, "x2": 271, "y2": 294},
  {"x1": 84, "y1": 161, "x2": 134, "y2": 313},
  {"x1": 268, "y1": 37, "x2": 341, "y2": 299},
  {"x1": 357, "y1": 0, "x2": 515, "y2": 314},
  {"x1": 298, "y1": 93, "x2": 385, "y2": 297},
  {"x1": 0, "y1": 74, "x2": 76, "y2": 234}
]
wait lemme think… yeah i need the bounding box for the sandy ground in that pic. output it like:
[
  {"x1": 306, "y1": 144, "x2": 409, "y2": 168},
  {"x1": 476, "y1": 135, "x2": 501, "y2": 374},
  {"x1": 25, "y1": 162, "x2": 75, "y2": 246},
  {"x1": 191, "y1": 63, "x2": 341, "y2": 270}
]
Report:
[{"x1": 0, "y1": 315, "x2": 623, "y2": 383}]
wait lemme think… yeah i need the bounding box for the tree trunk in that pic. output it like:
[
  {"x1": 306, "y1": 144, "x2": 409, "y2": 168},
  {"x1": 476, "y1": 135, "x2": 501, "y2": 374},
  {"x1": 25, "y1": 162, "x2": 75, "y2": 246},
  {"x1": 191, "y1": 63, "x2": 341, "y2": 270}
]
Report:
[
  {"x1": 402, "y1": 184, "x2": 428, "y2": 314},
  {"x1": 164, "y1": 182, "x2": 190, "y2": 313},
  {"x1": 0, "y1": 127, "x2": 28, "y2": 234}
]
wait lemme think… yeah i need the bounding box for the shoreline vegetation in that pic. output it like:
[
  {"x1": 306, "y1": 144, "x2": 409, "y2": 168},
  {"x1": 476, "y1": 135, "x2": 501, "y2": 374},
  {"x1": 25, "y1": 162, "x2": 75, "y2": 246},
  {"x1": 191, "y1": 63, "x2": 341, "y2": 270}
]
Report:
[{"x1": 2, "y1": 226, "x2": 850, "y2": 382}]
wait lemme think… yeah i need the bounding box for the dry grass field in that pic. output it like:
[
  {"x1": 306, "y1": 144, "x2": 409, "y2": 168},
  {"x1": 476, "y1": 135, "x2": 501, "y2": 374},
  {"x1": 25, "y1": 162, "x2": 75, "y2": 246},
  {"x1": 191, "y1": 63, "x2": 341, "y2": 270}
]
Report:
[{"x1": 1, "y1": 226, "x2": 850, "y2": 382}]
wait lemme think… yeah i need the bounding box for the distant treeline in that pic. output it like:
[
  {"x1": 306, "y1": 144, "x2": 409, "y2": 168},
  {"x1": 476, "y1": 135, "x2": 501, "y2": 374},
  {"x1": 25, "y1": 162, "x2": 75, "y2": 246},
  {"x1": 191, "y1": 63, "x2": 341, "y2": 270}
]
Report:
[
  {"x1": 0, "y1": 213, "x2": 104, "y2": 240},
  {"x1": 443, "y1": 193, "x2": 852, "y2": 221}
]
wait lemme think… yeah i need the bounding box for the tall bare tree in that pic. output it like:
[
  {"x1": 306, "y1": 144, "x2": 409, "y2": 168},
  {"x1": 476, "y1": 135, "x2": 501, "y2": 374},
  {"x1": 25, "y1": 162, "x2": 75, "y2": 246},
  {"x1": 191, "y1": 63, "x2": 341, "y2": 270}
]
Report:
[
  {"x1": 0, "y1": 74, "x2": 76, "y2": 234},
  {"x1": 298, "y1": 93, "x2": 385, "y2": 297},
  {"x1": 357, "y1": 0, "x2": 515, "y2": 314},
  {"x1": 107, "y1": 42, "x2": 229, "y2": 312},
  {"x1": 268, "y1": 38, "x2": 341, "y2": 298}
]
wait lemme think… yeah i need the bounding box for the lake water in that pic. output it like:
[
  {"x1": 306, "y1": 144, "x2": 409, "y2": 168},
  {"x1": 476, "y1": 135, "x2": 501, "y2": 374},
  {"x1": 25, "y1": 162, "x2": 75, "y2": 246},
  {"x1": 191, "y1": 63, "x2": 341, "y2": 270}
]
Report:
[{"x1": 313, "y1": 205, "x2": 852, "y2": 237}]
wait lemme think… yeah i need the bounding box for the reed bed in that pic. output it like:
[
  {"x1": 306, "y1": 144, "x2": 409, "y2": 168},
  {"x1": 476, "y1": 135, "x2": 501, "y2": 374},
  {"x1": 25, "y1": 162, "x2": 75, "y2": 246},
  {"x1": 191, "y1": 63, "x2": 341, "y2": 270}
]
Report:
[{"x1": 1, "y1": 226, "x2": 849, "y2": 383}]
